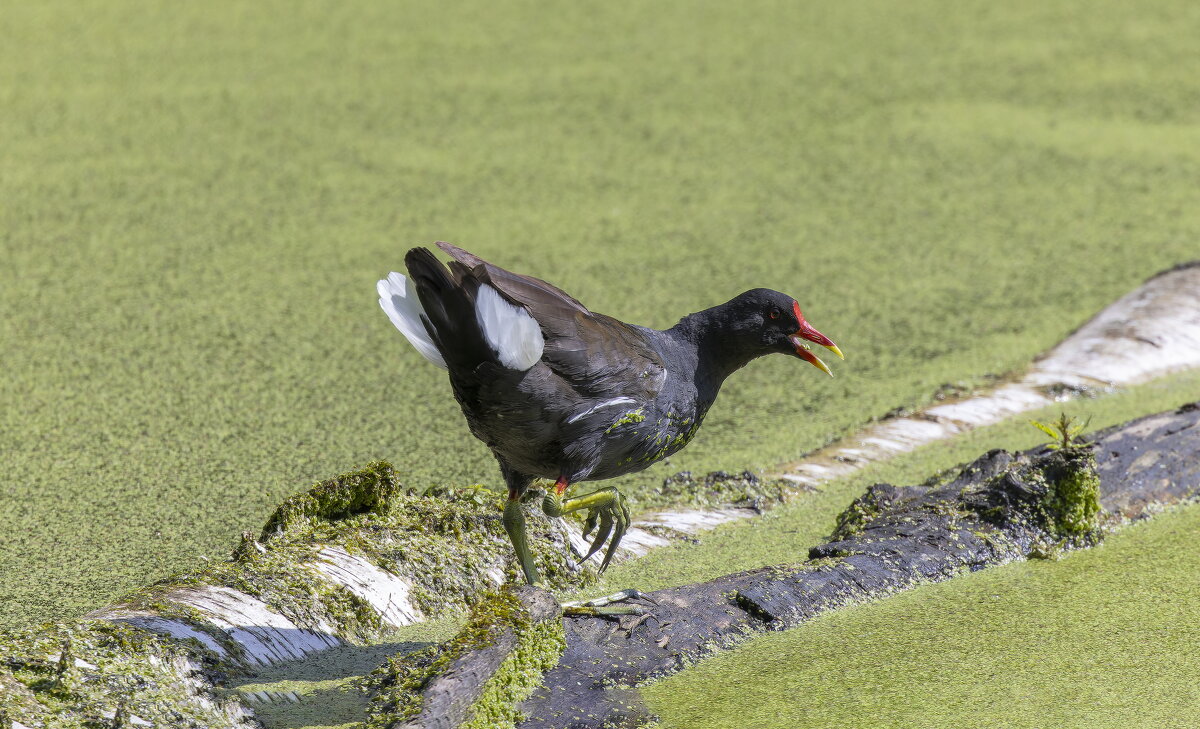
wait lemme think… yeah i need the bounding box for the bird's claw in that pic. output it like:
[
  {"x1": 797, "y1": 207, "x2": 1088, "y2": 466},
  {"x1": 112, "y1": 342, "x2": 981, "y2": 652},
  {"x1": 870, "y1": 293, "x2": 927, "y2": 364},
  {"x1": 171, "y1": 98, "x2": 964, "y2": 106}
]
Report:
[
  {"x1": 545, "y1": 485, "x2": 632, "y2": 575},
  {"x1": 584, "y1": 487, "x2": 630, "y2": 574},
  {"x1": 582, "y1": 508, "x2": 614, "y2": 562}
]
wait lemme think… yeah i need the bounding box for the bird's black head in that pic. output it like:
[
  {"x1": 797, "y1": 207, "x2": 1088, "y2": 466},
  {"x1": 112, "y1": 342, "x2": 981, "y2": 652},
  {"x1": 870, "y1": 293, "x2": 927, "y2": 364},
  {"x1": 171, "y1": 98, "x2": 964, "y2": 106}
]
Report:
[{"x1": 702, "y1": 288, "x2": 843, "y2": 376}]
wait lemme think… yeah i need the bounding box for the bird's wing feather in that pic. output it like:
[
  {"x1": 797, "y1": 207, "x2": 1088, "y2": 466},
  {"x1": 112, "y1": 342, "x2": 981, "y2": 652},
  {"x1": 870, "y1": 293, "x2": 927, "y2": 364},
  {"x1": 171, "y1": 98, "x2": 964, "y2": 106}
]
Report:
[
  {"x1": 437, "y1": 241, "x2": 589, "y2": 315},
  {"x1": 436, "y1": 242, "x2": 666, "y2": 400},
  {"x1": 474, "y1": 283, "x2": 544, "y2": 370}
]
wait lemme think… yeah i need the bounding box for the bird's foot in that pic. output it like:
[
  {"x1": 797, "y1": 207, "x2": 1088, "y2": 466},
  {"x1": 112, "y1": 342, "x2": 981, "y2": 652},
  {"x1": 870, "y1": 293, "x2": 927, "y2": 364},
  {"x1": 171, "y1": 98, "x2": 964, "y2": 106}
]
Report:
[
  {"x1": 543, "y1": 485, "x2": 631, "y2": 574},
  {"x1": 561, "y1": 588, "x2": 656, "y2": 617}
]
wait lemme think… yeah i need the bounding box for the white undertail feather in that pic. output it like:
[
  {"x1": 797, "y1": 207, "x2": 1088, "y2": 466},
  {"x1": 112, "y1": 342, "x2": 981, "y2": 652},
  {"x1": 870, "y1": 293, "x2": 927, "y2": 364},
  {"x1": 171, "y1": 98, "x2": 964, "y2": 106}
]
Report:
[
  {"x1": 475, "y1": 284, "x2": 545, "y2": 370},
  {"x1": 377, "y1": 273, "x2": 447, "y2": 369}
]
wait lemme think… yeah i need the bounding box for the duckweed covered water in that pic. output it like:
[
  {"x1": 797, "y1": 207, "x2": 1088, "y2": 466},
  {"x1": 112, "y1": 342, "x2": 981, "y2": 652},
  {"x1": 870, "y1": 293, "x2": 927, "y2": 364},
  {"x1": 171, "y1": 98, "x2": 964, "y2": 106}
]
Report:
[{"x1": 4, "y1": 0, "x2": 1200, "y2": 638}]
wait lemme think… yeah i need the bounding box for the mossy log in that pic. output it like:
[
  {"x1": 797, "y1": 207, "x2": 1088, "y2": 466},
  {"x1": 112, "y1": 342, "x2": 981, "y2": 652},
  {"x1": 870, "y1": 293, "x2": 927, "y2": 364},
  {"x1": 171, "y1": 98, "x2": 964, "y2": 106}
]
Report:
[
  {"x1": 80, "y1": 465, "x2": 780, "y2": 674},
  {"x1": 364, "y1": 585, "x2": 564, "y2": 729},
  {"x1": 87, "y1": 464, "x2": 585, "y2": 670},
  {"x1": 2, "y1": 402, "x2": 1197, "y2": 727},
  {"x1": 508, "y1": 402, "x2": 1200, "y2": 728},
  {"x1": 0, "y1": 464, "x2": 598, "y2": 727},
  {"x1": 0, "y1": 462, "x2": 781, "y2": 726}
]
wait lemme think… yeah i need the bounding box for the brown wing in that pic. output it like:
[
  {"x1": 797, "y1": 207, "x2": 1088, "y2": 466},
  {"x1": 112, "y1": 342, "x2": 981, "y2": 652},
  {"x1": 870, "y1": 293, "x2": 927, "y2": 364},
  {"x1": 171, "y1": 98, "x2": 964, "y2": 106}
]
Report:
[{"x1": 436, "y1": 241, "x2": 665, "y2": 399}]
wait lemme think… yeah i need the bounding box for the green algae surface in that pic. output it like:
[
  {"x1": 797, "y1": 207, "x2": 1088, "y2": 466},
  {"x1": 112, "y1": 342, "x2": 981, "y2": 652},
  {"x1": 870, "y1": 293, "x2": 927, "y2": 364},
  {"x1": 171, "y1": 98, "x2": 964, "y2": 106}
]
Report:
[
  {"x1": 642, "y1": 501, "x2": 1200, "y2": 729},
  {"x1": 4, "y1": 0, "x2": 1200, "y2": 637}
]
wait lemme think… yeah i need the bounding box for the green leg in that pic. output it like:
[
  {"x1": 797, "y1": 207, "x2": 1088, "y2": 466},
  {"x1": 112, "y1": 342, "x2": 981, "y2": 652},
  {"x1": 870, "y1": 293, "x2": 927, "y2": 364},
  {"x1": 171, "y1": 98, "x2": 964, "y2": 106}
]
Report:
[{"x1": 503, "y1": 497, "x2": 542, "y2": 586}]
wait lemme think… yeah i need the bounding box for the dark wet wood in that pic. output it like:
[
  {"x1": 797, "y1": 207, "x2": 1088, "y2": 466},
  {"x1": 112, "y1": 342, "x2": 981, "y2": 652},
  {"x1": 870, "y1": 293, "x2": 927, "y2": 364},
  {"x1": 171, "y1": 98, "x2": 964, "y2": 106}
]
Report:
[{"x1": 514, "y1": 401, "x2": 1200, "y2": 729}]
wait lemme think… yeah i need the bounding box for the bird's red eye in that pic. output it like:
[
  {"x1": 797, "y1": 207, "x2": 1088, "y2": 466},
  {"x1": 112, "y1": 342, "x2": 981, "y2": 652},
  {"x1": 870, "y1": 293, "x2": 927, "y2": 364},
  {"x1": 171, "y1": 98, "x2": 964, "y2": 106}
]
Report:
[{"x1": 768, "y1": 308, "x2": 781, "y2": 320}]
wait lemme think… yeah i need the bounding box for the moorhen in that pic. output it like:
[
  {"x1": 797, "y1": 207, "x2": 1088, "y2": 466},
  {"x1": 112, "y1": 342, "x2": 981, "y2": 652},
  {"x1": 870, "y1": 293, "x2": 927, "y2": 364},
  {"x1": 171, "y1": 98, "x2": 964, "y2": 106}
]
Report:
[{"x1": 378, "y1": 242, "x2": 842, "y2": 600}]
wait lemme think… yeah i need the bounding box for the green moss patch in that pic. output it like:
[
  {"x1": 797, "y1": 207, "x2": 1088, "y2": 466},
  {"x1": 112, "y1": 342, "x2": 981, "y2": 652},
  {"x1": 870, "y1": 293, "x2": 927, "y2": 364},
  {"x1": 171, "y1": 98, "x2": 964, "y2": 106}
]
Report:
[
  {"x1": 458, "y1": 617, "x2": 565, "y2": 729},
  {"x1": 953, "y1": 446, "x2": 1103, "y2": 558},
  {"x1": 1043, "y1": 449, "x2": 1102, "y2": 539},
  {"x1": 259, "y1": 461, "x2": 403, "y2": 540},
  {"x1": 0, "y1": 620, "x2": 247, "y2": 728},
  {"x1": 103, "y1": 462, "x2": 585, "y2": 667},
  {"x1": 365, "y1": 587, "x2": 564, "y2": 728}
]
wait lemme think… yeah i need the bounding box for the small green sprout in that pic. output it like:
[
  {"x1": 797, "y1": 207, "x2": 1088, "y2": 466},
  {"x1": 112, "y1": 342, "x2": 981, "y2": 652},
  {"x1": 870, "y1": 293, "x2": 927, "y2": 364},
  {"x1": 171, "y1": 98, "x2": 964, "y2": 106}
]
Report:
[
  {"x1": 113, "y1": 696, "x2": 129, "y2": 728},
  {"x1": 1030, "y1": 412, "x2": 1092, "y2": 450},
  {"x1": 53, "y1": 635, "x2": 72, "y2": 689}
]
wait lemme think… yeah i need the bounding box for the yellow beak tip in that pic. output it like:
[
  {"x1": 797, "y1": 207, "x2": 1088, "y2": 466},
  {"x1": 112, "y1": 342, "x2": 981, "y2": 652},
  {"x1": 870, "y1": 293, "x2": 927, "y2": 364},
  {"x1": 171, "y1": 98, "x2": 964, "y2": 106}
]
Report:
[{"x1": 826, "y1": 344, "x2": 845, "y2": 361}]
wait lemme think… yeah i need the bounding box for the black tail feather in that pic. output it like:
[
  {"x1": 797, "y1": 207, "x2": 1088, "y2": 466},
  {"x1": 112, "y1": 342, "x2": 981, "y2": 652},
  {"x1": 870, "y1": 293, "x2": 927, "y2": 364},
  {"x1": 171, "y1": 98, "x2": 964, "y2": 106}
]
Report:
[{"x1": 404, "y1": 247, "x2": 494, "y2": 371}]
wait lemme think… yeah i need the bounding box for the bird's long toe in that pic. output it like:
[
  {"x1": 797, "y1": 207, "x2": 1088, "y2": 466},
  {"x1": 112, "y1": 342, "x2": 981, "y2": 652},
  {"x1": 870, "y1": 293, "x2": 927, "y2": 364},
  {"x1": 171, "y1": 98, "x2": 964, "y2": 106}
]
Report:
[
  {"x1": 584, "y1": 508, "x2": 614, "y2": 562},
  {"x1": 551, "y1": 485, "x2": 632, "y2": 573},
  {"x1": 598, "y1": 490, "x2": 630, "y2": 574},
  {"x1": 561, "y1": 587, "x2": 654, "y2": 617}
]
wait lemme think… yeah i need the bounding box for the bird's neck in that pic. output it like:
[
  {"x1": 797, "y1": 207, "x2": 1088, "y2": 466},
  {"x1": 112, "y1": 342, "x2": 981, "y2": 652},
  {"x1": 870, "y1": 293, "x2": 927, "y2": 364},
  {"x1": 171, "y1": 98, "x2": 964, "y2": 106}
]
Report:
[{"x1": 667, "y1": 307, "x2": 761, "y2": 398}]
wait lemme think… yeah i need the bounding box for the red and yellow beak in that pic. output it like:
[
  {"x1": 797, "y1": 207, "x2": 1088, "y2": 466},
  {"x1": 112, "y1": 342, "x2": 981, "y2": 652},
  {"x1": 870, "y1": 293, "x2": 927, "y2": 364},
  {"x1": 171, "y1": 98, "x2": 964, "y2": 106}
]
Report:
[{"x1": 789, "y1": 301, "x2": 843, "y2": 377}]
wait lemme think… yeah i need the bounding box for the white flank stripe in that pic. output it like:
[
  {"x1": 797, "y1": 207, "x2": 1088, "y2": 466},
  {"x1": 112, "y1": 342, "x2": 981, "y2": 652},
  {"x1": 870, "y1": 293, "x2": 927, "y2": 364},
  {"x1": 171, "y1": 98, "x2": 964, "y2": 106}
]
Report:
[
  {"x1": 475, "y1": 284, "x2": 544, "y2": 370},
  {"x1": 566, "y1": 397, "x2": 638, "y2": 424}
]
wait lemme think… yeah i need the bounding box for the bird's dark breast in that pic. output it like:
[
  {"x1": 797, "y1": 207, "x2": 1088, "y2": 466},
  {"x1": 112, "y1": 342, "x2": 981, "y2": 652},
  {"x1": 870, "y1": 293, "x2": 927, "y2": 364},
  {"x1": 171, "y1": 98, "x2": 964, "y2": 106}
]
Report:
[
  {"x1": 449, "y1": 363, "x2": 704, "y2": 483},
  {"x1": 583, "y1": 400, "x2": 708, "y2": 480}
]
